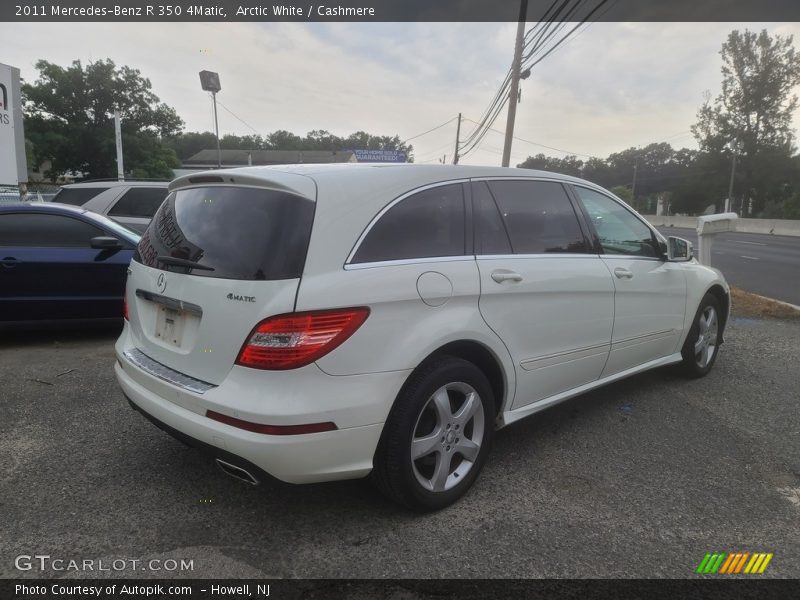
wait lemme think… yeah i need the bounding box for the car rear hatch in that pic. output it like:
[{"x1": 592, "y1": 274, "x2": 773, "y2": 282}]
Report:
[{"x1": 125, "y1": 172, "x2": 316, "y2": 385}]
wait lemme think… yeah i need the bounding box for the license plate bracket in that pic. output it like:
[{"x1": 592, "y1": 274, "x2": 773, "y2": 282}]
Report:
[{"x1": 155, "y1": 305, "x2": 186, "y2": 347}]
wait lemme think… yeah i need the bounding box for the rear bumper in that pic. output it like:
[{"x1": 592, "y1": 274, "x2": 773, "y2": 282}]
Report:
[
  {"x1": 124, "y1": 394, "x2": 279, "y2": 485},
  {"x1": 116, "y1": 360, "x2": 388, "y2": 484}
]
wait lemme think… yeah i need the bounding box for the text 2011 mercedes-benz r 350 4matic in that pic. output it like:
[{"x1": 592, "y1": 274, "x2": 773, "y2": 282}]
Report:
[{"x1": 115, "y1": 164, "x2": 729, "y2": 510}]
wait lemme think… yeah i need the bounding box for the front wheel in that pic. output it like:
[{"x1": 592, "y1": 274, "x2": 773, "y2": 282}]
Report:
[
  {"x1": 680, "y1": 293, "x2": 722, "y2": 377},
  {"x1": 372, "y1": 356, "x2": 495, "y2": 511}
]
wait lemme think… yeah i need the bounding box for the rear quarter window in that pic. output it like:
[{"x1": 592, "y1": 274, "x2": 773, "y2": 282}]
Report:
[
  {"x1": 108, "y1": 187, "x2": 169, "y2": 218},
  {"x1": 52, "y1": 187, "x2": 110, "y2": 206},
  {"x1": 351, "y1": 183, "x2": 466, "y2": 264}
]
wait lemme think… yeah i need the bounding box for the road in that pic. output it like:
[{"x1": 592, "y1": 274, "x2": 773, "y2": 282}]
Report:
[
  {"x1": 2, "y1": 319, "x2": 799, "y2": 579},
  {"x1": 657, "y1": 227, "x2": 800, "y2": 306}
]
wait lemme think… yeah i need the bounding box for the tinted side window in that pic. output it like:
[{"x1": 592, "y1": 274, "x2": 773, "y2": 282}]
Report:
[
  {"x1": 0, "y1": 213, "x2": 103, "y2": 247},
  {"x1": 109, "y1": 187, "x2": 169, "y2": 218},
  {"x1": 352, "y1": 184, "x2": 466, "y2": 264},
  {"x1": 473, "y1": 181, "x2": 512, "y2": 255},
  {"x1": 52, "y1": 187, "x2": 110, "y2": 206},
  {"x1": 573, "y1": 186, "x2": 659, "y2": 257},
  {"x1": 486, "y1": 180, "x2": 587, "y2": 254}
]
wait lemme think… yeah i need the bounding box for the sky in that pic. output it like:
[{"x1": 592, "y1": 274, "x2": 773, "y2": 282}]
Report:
[{"x1": 2, "y1": 21, "x2": 800, "y2": 166}]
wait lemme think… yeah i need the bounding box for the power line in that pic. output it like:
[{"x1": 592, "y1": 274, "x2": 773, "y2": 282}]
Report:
[
  {"x1": 462, "y1": 117, "x2": 597, "y2": 158},
  {"x1": 214, "y1": 96, "x2": 262, "y2": 136},
  {"x1": 400, "y1": 116, "x2": 459, "y2": 144},
  {"x1": 414, "y1": 140, "x2": 457, "y2": 161},
  {"x1": 525, "y1": 0, "x2": 611, "y2": 71},
  {"x1": 462, "y1": 0, "x2": 580, "y2": 152},
  {"x1": 461, "y1": 0, "x2": 612, "y2": 162}
]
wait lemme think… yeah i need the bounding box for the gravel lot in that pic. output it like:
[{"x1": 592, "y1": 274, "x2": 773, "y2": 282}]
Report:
[{"x1": 1, "y1": 315, "x2": 799, "y2": 579}]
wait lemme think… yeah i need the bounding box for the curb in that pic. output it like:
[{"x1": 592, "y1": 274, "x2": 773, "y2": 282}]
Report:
[{"x1": 743, "y1": 291, "x2": 800, "y2": 312}]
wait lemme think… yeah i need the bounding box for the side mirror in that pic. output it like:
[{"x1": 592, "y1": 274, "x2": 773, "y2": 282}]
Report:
[
  {"x1": 91, "y1": 236, "x2": 123, "y2": 250},
  {"x1": 667, "y1": 236, "x2": 693, "y2": 262}
]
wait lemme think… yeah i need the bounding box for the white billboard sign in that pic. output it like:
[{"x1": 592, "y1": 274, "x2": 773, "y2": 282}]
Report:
[{"x1": 0, "y1": 62, "x2": 27, "y2": 186}]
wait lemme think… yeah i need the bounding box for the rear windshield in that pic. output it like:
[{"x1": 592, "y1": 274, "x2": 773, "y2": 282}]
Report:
[
  {"x1": 53, "y1": 187, "x2": 110, "y2": 206},
  {"x1": 134, "y1": 186, "x2": 315, "y2": 280}
]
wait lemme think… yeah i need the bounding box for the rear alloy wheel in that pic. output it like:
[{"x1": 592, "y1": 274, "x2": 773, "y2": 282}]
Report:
[
  {"x1": 373, "y1": 356, "x2": 494, "y2": 511},
  {"x1": 680, "y1": 293, "x2": 722, "y2": 377}
]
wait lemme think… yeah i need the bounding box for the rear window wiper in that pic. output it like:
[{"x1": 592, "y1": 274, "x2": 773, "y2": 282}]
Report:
[{"x1": 156, "y1": 255, "x2": 215, "y2": 272}]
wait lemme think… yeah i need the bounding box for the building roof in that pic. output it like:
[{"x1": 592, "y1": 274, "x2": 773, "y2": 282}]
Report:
[{"x1": 182, "y1": 149, "x2": 356, "y2": 167}]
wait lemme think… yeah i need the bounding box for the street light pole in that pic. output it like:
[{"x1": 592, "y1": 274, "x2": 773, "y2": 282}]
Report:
[
  {"x1": 113, "y1": 110, "x2": 124, "y2": 181},
  {"x1": 199, "y1": 70, "x2": 223, "y2": 169},
  {"x1": 212, "y1": 91, "x2": 221, "y2": 169},
  {"x1": 501, "y1": 0, "x2": 528, "y2": 168}
]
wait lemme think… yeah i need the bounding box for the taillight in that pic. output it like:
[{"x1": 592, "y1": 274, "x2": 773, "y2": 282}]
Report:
[
  {"x1": 123, "y1": 285, "x2": 129, "y2": 321},
  {"x1": 235, "y1": 307, "x2": 370, "y2": 370}
]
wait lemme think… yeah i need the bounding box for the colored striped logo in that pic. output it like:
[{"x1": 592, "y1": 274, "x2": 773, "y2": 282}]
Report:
[{"x1": 696, "y1": 552, "x2": 773, "y2": 574}]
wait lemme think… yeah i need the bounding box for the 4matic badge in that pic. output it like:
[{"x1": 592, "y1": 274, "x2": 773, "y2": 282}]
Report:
[{"x1": 227, "y1": 293, "x2": 255, "y2": 303}]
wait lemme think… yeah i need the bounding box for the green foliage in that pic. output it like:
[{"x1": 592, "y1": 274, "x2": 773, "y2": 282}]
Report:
[
  {"x1": 609, "y1": 185, "x2": 632, "y2": 202},
  {"x1": 165, "y1": 129, "x2": 414, "y2": 161},
  {"x1": 24, "y1": 138, "x2": 36, "y2": 171},
  {"x1": 517, "y1": 153, "x2": 583, "y2": 177},
  {"x1": 692, "y1": 29, "x2": 800, "y2": 215},
  {"x1": 23, "y1": 59, "x2": 183, "y2": 180}
]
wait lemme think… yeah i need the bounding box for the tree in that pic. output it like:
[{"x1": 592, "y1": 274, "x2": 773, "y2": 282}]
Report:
[
  {"x1": 517, "y1": 153, "x2": 584, "y2": 177},
  {"x1": 692, "y1": 29, "x2": 800, "y2": 214},
  {"x1": 166, "y1": 129, "x2": 414, "y2": 161},
  {"x1": 23, "y1": 59, "x2": 183, "y2": 179},
  {"x1": 609, "y1": 185, "x2": 632, "y2": 203}
]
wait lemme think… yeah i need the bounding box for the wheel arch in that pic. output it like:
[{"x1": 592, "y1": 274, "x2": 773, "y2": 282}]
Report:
[
  {"x1": 705, "y1": 283, "x2": 730, "y2": 343},
  {"x1": 405, "y1": 339, "x2": 510, "y2": 420}
]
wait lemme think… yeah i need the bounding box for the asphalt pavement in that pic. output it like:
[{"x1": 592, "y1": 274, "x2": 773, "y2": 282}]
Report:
[
  {"x1": 1, "y1": 316, "x2": 799, "y2": 579},
  {"x1": 657, "y1": 227, "x2": 800, "y2": 306}
]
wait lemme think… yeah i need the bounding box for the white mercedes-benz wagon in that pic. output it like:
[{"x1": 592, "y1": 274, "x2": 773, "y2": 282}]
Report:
[{"x1": 115, "y1": 164, "x2": 729, "y2": 510}]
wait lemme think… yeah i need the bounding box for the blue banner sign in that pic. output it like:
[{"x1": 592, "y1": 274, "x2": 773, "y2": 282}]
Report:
[{"x1": 353, "y1": 149, "x2": 407, "y2": 163}]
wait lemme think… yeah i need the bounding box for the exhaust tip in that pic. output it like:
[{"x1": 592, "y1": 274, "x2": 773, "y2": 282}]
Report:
[{"x1": 215, "y1": 459, "x2": 259, "y2": 486}]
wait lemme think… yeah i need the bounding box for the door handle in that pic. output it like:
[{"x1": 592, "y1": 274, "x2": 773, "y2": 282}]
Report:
[
  {"x1": 614, "y1": 267, "x2": 633, "y2": 279},
  {"x1": 1, "y1": 257, "x2": 19, "y2": 268},
  {"x1": 491, "y1": 270, "x2": 523, "y2": 284}
]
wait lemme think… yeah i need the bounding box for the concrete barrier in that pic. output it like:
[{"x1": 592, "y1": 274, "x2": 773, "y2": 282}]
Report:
[{"x1": 643, "y1": 215, "x2": 800, "y2": 237}]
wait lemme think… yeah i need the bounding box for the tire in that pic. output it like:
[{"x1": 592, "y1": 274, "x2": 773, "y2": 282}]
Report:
[
  {"x1": 372, "y1": 355, "x2": 495, "y2": 511},
  {"x1": 680, "y1": 292, "x2": 722, "y2": 378}
]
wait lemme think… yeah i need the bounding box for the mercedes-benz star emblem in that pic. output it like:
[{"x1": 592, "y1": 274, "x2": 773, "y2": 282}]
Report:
[{"x1": 157, "y1": 273, "x2": 167, "y2": 293}]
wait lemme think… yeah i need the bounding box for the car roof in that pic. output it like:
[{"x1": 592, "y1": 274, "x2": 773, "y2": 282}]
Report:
[
  {"x1": 172, "y1": 163, "x2": 589, "y2": 187},
  {"x1": 0, "y1": 202, "x2": 93, "y2": 216},
  {"x1": 169, "y1": 164, "x2": 604, "y2": 205}
]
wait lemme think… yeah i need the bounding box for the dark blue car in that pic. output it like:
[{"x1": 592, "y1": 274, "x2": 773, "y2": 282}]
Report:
[{"x1": 0, "y1": 203, "x2": 140, "y2": 326}]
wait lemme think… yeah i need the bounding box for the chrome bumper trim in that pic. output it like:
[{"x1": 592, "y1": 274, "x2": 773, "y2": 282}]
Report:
[{"x1": 123, "y1": 348, "x2": 216, "y2": 395}]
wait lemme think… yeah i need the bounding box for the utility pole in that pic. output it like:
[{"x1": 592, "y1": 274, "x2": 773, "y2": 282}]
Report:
[
  {"x1": 631, "y1": 157, "x2": 638, "y2": 205},
  {"x1": 113, "y1": 111, "x2": 124, "y2": 181},
  {"x1": 726, "y1": 151, "x2": 737, "y2": 214},
  {"x1": 501, "y1": 0, "x2": 528, "y2": 168},
  {"x1": 453, "y1": 113, "x2": 462, "y2": 164}
]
